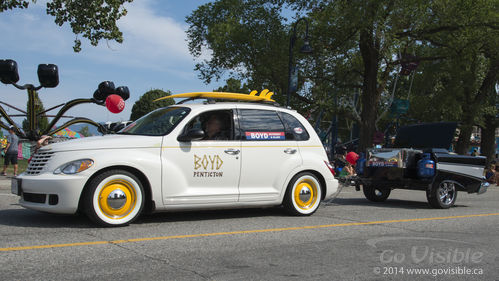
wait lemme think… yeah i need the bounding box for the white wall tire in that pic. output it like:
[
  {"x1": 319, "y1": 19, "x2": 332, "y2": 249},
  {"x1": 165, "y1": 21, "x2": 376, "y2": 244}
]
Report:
[
  {"x1": 84, "y1": 170, "x2": 144, "y2": 226},
  {"x1": 284, "y1": 172, "x2": 322, "y2": 216}
]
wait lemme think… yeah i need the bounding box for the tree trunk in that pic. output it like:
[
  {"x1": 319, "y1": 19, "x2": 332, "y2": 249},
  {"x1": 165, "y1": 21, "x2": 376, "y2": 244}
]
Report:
[
  {"x1": 480, "y1": 114, "x2": 497, "y2": 164},
  {"x1": 358, "y1": 27, "x2": 380, "y2": 152},
  {"x1": 455, "y1": 122, "x2": 473, "y2": 155},
  {"x1": 474, "y1": 58, "x2": 499, "y2": 159}
]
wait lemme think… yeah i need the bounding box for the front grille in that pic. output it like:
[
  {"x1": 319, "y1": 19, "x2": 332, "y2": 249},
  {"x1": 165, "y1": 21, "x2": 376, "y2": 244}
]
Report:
[{"x1": 26, "y1": 151, "x2": 55, "y2": 175}]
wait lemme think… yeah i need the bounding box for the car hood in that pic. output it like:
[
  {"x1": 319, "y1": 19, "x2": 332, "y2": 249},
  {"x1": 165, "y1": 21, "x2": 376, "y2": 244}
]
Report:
[
  {"x1": 40, "y1": 134, "x2": 163, "y2": 152},
  {"x1": 393, "y1": 122, "x2": 457, "y2": 149}
]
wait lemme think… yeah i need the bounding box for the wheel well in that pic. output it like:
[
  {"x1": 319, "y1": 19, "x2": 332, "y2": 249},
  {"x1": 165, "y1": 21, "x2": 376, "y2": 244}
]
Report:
[
  {"x1": 298, "y1": 170, "x2": 327, "y2": 200},
  {"x1": 78, "y1": 165, "x2": 154, "y2": 214}
]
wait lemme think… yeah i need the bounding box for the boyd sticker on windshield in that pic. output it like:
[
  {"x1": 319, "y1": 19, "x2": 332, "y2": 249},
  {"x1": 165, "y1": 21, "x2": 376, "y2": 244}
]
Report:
[
  {"x1": 245, "y1": 131, "x2": 285, "y2": 140},
  {"x1": 193, "y1": 154, "x2": 224, "y2": 177}
]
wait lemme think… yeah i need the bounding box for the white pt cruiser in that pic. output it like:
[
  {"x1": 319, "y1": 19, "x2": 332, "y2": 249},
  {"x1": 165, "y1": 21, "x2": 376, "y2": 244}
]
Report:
[{"x1": 13, "y1": 101, "x2": 339, "y2": 226}]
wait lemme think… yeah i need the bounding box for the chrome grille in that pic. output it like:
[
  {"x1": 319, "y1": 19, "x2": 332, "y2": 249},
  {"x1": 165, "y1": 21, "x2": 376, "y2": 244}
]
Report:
[{"x1": 26, "y1": 151, "x2": 54, "y2": 175}]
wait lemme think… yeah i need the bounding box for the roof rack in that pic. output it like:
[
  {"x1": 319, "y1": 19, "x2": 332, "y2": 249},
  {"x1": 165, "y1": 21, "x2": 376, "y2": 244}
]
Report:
[{"x1": 154, "y1": 90, "x2": 277, "y2": 105}]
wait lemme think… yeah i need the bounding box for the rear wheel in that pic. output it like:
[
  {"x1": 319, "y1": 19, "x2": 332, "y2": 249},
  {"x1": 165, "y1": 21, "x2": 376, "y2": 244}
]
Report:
[
  {"x1": 363, "y1": 185, "x2": 391, "y2": 202},
  {"x1": 427, "y1": 180, "x2": 457, "y2": 209},
  {"x1": 284, "y1": 172, "x2": 322, "y2": 215},
  {"x1": 83, "y1": 170, "x2": 144, "y2": 226}
]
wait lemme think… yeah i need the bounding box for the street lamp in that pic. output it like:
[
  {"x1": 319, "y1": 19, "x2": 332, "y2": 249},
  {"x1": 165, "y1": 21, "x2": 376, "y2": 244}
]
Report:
[{"x1": 287, "y1": 17, "x2": 313, "y2": 107}]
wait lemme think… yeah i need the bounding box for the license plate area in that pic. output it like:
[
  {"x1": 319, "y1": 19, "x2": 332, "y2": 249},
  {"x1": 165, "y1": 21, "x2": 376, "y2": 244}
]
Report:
[{"x1": 11, "y1": 178, "x2": 22, "y2": 196}]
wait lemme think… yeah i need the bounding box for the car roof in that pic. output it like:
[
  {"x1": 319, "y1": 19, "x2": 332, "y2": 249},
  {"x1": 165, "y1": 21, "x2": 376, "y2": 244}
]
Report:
[{"x1": 173, "y1": 102, "x2": 298, "y2": 114}]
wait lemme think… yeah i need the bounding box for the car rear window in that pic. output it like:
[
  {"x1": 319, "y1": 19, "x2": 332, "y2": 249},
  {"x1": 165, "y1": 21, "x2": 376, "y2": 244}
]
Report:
[{"x1": 280, "y1": 112, "x2": 310, "y2": 141}]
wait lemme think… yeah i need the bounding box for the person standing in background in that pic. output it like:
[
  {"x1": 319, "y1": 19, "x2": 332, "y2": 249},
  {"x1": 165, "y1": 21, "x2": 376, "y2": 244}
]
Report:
[{"x1": 2, "y1": 126, "x2": 19, "y2": 177}]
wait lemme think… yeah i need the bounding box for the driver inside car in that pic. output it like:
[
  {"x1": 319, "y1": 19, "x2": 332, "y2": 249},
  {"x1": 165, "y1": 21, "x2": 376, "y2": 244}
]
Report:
[{"x1": 202, "y1": 113, "x2": 229, "y2": 140}]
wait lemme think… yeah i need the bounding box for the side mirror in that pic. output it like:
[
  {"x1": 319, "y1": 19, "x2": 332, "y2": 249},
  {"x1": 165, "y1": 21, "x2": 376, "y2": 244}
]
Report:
[
  {"x1": 37, "y1": 64, "x2": 59, "y2": 88},
  {"x1": 116, "y1": 86, "x2": 130, "y2": 100},
  {"x1": 177, "y1": 129, "x2": 205, "y2": 142},
  {"x1": 0, "y1": 59, "x2": 20, "y2": 84}
]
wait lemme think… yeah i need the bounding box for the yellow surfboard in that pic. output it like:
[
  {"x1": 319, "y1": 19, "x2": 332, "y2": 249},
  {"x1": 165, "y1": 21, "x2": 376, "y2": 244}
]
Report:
[{"x1": 154, "y1": 90, "x2": 275, "y2": 102}]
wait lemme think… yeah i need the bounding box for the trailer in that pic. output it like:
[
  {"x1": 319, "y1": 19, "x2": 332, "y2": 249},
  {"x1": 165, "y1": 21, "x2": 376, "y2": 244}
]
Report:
[{"x1": 353, "y1": 122, "x2": 488, "y2": 208}]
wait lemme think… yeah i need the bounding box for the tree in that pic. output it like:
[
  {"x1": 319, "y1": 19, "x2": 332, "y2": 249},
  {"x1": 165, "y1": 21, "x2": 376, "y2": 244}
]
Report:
[
  {"x1": 130, "y1": 89, "x2": 174, "y2": 121},
  {"x1": 187, "y1": 0, "x2": 290, "y2": 105},
  {"x1": 22, "y1": 91, "x2": 49, "y2": 134},
  {"x1": 1, "y1": 0, "x2": 133, "y2": 52},
  {"x1": 398, "y1": 0, "x2": 499, "y2": 156},
  {"x1": 188, "y1": 0, "x2": 499, "y2": 153},
  {"x1": 78, "y1": 125, "x2": 91, "y2": 137},
  {"x1": 214, "y1": 78, "x2": 250, "y2": 93}
]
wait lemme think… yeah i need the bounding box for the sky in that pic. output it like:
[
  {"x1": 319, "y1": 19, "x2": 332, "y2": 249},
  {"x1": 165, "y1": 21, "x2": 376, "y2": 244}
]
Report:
[{"x1": 0, "y1": 0, "x2": 219, "y2": 126}]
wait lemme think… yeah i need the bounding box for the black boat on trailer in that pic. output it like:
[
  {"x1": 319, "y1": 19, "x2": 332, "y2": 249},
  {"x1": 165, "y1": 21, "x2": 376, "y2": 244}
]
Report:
[{"x1": 352, "y1": 122, "x2": 489, "y2": 208}]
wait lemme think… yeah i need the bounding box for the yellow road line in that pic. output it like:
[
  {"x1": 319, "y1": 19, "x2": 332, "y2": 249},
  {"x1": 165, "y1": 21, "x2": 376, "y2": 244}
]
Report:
[{"x1": 1, "y1": 213, "x2": 498, "y2": 252}]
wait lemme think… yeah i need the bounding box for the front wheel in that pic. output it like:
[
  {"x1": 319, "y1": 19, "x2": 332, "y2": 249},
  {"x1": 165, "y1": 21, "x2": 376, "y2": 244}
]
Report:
[
  {"x1": 83, "y1": 170, "x2": 145, "y2": 226},
  {"x1": 363, "y1": 185, "x2": 391, "y2": 202},
  {"x1": 427, "y1": 180, "x2": 457, "y2": 209},
  {"x1": 283, "y1": 172, "x2": 322, "y2": 215}
]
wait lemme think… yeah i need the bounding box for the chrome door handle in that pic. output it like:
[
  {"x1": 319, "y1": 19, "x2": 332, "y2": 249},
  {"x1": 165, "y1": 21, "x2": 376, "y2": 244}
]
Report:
[
  {"x1": 224, "y1": 148, "x2": 240, "y2": 155},
  {"x1": 284, "y1": 148, "x2": 297, "y2": 154}
]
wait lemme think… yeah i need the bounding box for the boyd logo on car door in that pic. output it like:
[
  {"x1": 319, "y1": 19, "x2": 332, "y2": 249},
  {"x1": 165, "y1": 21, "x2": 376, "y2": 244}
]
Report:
[
  {"x1": 161, "y1": 109, "x2": 241, "y2": 205},
  {"x1": 193, "y1": 154, "x2": 224, "y2": 177}
]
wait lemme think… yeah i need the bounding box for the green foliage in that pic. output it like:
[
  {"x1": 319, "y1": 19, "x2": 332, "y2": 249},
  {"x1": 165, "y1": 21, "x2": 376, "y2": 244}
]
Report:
[
  {"x1": 0, "y1": 0, "x2": 29, "y2": 11},
  {"x1": 78, "y1": 125, "x2": 91, "y2": 137},
  {"x1": 214, "y1": 78, "x2": 250, "y2": 93},
  {"x1": 186, "y1": 0, "x2": 289, "y2": 104},
  {"x1": 130, "y1": 89, "x2": 174, "y2": 121},
  {"x1": 22, "y1": 91, "x2": 49, "y2": 133},
  {"x1": 1, "y1": 0, "x2": 133, "y2": 52},
  {"x1": 188, "y1": 0, "x2": 499, "y2": 152}
]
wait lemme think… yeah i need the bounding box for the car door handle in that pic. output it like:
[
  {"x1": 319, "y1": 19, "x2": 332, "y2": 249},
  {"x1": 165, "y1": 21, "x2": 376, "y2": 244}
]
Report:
[
  {"x1": 284, "y1": 148, "x2": 297, "y2": 154},
  {"x1": 224, "y1": 148, "x2": 240, "y2": 155}
]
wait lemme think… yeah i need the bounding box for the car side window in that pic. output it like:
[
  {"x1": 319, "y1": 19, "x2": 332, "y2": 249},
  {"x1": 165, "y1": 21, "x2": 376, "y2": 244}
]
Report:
[
  {"x1": 184, "y1": 110, "x2": 234, "y2": 141},
  {"x1": 280, "y1": 112, "x2": 310, "y2": 141},
  {"x1": 239, "y1": 109, "x2": 287, "y2": 141}
]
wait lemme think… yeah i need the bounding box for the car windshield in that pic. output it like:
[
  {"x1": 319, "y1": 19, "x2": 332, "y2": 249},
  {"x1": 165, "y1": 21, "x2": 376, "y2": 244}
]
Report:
[{"x1": 119, "y1": 107, "x2": 190, "y2": 136}]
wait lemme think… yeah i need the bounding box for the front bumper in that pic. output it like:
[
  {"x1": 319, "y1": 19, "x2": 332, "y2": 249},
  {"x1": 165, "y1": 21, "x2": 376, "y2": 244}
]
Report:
[{"x1": 15, "y1": 173, "x2": 89, "y2": 214}]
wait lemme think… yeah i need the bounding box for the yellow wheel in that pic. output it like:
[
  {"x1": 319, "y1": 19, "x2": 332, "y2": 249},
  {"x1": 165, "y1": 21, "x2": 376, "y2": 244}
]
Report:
[
  {"x1": 84, "y1": 170, "x2": 144, "y2": 226},
  {"x1": 284, "y1": 172, "x2": 322, "y2": 215}
]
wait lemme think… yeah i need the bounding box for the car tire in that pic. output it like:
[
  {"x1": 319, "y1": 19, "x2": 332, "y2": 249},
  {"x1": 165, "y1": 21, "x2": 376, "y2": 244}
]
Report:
[
  {"x1": 426, "y1": 180, "x2": 457, "y2": 209},
  {"x1": 363, "y1": 185, "x2": 391, "y2": 202},
  {"x1": 284, "y1": 172, "x2": 322, "y2": 216},
  {"x1": 83, "y1": 170, "x2": 144, "y2": 227}
]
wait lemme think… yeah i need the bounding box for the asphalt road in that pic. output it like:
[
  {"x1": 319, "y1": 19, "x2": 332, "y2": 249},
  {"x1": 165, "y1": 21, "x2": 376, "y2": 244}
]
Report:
[{"x1": 1, "y1": 178, "x2": 498, "y2": 281}]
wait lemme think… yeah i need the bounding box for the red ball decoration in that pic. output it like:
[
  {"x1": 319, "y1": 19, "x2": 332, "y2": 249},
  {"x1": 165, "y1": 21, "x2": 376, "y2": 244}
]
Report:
[
  {"x1": 105, "y1": 94, "x2": 125, "y2": 114},
  {"x1": 346, "y1": 151, "x2": 360, "y2": 165}
]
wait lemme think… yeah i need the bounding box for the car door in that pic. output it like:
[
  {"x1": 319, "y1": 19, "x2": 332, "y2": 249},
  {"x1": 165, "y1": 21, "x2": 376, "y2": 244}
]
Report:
[
  {"x1": 237, "y1": 108, "x2": 302, "y2": 202},
  {"x1": 161, "y1": 109, "x2": 241, "y2": 205}
]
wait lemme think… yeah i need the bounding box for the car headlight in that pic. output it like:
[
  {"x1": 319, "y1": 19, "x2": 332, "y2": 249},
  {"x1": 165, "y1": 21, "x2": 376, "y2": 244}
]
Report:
[{"x1": 54, "y1": 159, "x2": 94, "y2": 174}]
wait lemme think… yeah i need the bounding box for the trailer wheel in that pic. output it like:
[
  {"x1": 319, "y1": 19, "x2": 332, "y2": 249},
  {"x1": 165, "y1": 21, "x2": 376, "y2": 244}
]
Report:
[
  {"x1": 363, "y1": 185, "x2": 391, "y2": 202},
  {"x1": 426, "y1": 180, "x2": 457, "y2": 209}
]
